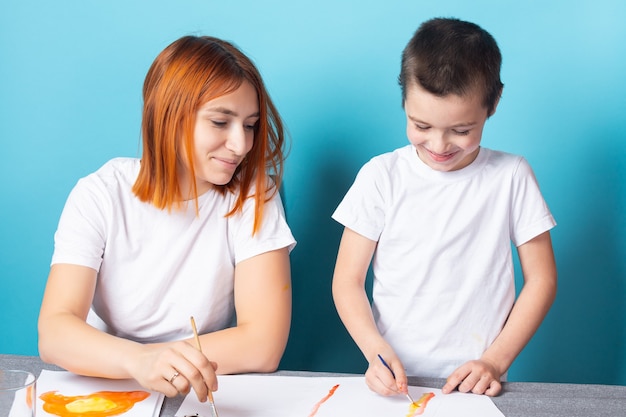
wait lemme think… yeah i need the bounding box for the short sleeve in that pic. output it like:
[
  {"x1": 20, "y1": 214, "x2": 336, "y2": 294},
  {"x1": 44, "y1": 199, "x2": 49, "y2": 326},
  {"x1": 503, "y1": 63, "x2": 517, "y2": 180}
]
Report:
[
  {"x1": 230, "y1": 190, "x2": 296, "y2": 264},
  {"x1": 509, "y1": 158, "x2": 556, "y2": 246},
  {"x1": 332, "y1": 160, "x2": 387, "y2": 242},
  {"x1": 51, "y1": 175, "x2": 110, "y2": 271}
]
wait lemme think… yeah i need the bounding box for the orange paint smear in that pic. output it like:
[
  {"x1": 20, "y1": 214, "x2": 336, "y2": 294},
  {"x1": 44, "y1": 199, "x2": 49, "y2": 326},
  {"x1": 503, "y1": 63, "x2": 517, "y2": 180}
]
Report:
[
  {"x1": 40, "y1": 390, "x2": 150, "y2": 417},
  {"x1": 26, "y1": 385, "x2": 35, "y2": 409},
  {"x1": 405, "y1": 392, "x2": 435, "y2": 416},
  {"x1": 308, "y1": 384, "x2": 340, "y2": 417}
]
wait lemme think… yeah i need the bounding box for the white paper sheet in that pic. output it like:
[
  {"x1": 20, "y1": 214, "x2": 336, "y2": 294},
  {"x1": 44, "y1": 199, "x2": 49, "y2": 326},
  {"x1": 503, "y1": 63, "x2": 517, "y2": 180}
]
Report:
[
  {"x1": 176, "y1": 375, "x2": 504, "y2": 417},
  {"x1": 36, "y1": 370, "x2": 164, "y2": 417}
]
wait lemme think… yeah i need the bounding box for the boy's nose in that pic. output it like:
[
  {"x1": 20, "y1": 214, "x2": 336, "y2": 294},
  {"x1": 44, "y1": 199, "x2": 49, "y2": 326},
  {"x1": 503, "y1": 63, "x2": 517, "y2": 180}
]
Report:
[{"x1": 428, "y1": 133, "x2": 449, "y2": 153}]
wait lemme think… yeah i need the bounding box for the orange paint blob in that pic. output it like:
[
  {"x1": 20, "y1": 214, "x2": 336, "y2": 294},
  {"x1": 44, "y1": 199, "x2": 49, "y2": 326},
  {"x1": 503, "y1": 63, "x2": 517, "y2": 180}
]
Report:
[
  {"x1": 40, "y1": 390, "x2": 150, "y2": 416},
  {"x1": 406, "y1": 392, "x2": 435, "y2": 416}
]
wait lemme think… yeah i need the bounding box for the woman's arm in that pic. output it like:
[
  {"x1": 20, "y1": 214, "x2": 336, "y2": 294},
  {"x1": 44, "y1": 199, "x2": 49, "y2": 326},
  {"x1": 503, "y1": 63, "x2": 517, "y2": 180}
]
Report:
[
  {"x1": 332, "y1": 228, "x2": 409, "y2": 396},
  {"x1": 193, "y1": 247, "x2": 292, "y2": 374},
  {"x1": 443, "y1": 230, "x2": 557, "y2": 396},
  {"x1": 38, "y1": 263, "x2": 216, "y2": 400}
]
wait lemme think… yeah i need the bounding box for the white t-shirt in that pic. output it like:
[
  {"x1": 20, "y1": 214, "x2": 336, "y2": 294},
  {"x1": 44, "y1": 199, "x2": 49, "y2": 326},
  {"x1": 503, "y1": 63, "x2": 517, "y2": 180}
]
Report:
[
  {"x1": 332, "y1": 145, "x2": 555, "y2": 378},
  {"x1": 52, "y1": 158, "x2": 296, "y2": 343}
]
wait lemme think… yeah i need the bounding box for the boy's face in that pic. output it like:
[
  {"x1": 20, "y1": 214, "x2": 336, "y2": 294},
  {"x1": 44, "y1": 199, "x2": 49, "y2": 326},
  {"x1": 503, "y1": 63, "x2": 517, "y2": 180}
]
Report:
[{"x1": 404, "y1": 83, "x2": 492, "y2": 172}]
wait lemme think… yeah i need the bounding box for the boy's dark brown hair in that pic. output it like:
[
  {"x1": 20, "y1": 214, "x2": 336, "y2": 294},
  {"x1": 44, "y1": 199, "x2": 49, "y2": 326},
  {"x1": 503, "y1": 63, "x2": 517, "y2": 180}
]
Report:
[{"x1": 399, "y1": 18, "x2": 504, "y2": 116}]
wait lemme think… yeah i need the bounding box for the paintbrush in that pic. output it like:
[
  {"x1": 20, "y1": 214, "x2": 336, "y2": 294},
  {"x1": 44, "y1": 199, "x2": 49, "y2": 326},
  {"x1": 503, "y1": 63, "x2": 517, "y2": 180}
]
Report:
[
  {"x1": 190, "y1": 316, "x2": 219, "y2": 417},
  {"x1": 377, "y1": 354, "x2": 415, "y2": 404}
]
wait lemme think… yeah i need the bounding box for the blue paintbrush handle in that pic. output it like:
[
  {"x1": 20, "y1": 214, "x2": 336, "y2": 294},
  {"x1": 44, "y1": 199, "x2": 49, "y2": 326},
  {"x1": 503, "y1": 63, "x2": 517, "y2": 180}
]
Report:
[{"x1": 377, "y1": 354, "x2": 396, "y2": 378}]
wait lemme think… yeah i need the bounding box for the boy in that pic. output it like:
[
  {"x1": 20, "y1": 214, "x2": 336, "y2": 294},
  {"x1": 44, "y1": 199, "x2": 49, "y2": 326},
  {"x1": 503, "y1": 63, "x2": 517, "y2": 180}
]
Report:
[{"x1": 331, "y1": 18, "x2": 557, "y2": 397}]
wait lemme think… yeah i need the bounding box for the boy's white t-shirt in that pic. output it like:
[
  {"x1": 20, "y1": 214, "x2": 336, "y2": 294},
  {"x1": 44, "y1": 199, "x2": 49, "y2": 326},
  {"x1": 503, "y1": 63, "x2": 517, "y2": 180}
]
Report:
[
  {"x1": 332, "y1": 145, "x2": 556, "y2": 378},
  {"x1": 52, "y1": 158, "x2": 296, "y2": 343}
]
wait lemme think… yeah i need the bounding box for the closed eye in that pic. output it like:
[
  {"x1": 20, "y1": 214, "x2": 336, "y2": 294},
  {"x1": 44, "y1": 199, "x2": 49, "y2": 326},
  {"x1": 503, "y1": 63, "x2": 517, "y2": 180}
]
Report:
[{"x1": 245, "y1": 118, "x2": 260, "y2": 131}]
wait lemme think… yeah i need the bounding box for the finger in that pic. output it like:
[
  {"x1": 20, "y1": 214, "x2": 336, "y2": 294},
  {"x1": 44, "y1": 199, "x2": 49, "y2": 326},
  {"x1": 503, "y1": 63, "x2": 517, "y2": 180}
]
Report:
[
  {"x1": 365, "y1": 367, "x2": 398, "y2": 396},
  {"x1": 442, "y1": 367, "x2": 470, "y2": 394},
  {"x1": 164, "y1": 346, "x2": 210, "y2": 401},
  {"x1": 484, "y1": 380, "x2": 502, "y2": 397},
  {"x1": 470, "y1": 374, "x2": 494, "y2": 395},
  {"x1": 391, "y1": 364, "x2": 409, "y2": 394},
  {"x1": 159, "y1": 369, "x2": 183, "y2": 398},
  {"x1": 179, "y1": 363, "x2": 209, "y2": 402},
  {"x1": 196, "y1": 358, "x2": 218, "y2": 392},
  {"x1": 179, "y1": 342, "x2": 217, "y2": 392},
  {"x1": 167, "y1": 370, "x2": 191, "y2": 396},
  {"x1": 458, "y1": 372, "x2": 482, "y2": 393}
]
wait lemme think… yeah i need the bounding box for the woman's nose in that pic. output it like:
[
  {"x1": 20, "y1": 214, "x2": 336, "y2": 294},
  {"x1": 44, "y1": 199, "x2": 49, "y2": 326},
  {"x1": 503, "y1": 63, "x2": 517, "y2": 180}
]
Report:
[{"x1": 226, "y1": 125, "x2": 248, "y2": 155}]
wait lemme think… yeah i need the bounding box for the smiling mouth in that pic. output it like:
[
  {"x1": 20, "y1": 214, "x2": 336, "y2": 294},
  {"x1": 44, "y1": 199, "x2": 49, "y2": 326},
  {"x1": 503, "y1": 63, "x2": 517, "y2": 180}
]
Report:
[
  {"x1": 426, "y1": 149, "x2": 456, "y2": 162},
  {"x1": 213, "y1": 156, "x2": 240, "y2": 167}
]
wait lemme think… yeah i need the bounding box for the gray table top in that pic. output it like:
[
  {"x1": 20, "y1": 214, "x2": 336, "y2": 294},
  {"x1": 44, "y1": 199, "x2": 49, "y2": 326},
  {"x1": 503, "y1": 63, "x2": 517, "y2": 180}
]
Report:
[{"x1": 2, "y1": 354, "x2": 624, "y2": 417}]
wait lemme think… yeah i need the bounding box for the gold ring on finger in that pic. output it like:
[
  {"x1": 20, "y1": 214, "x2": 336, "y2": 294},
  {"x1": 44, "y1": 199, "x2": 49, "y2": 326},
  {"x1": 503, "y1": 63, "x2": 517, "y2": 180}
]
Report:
[{"x1": 169, "y1": 371, "x2": 180, "y2": 384}]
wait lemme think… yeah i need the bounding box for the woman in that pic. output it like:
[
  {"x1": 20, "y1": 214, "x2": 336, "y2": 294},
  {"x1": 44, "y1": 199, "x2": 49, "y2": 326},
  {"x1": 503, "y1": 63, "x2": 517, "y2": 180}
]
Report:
[{"x1": 38, "y1": 36, "x2": 296, "y2": 401}]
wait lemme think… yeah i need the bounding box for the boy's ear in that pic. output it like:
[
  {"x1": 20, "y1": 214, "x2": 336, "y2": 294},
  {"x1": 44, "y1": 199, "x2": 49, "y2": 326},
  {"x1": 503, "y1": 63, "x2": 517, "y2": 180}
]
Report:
[{"x1": 488, "y1": 88, "x2": 503, "y2": 117}]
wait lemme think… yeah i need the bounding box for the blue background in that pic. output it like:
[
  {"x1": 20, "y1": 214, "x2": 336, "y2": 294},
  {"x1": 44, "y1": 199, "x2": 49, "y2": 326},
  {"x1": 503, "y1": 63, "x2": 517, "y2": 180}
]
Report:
[{"x1": 1, "y1": 1, "x2": 625, "y2": 385}]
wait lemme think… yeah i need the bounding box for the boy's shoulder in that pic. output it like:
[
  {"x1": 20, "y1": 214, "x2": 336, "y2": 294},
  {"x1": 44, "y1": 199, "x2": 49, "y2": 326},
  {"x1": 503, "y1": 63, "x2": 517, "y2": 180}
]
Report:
[
  {"x1": 366, "y1": 144, "x2": 414, "y2": 167},
  {"x1": 354, "y1": 146, "x2": 414, "y2": 182},
  {"x1": 481, "y1": 147, "x2": 521, "y2": 159},
  {"x1": 481, "y1": 148, "x2": 528, "y2": 169}
]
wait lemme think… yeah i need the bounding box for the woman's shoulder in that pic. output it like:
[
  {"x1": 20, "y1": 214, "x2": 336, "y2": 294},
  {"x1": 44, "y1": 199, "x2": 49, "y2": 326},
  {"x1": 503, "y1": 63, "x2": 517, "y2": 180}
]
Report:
[
  {"x1": 72, "y1": 158, "x2": 140, "y2": 200},
  {"x1": 81, "y1": 157, "x2": 139, "y2": 184},
  {"x1": 92, "y1": 157, "x2": 140, "y2": 177}
]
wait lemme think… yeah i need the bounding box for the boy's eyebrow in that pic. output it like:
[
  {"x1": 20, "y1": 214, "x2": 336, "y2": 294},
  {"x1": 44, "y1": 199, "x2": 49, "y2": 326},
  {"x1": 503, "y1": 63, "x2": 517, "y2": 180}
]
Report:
[{"x1": 407, "y1": 114, "x2": 477, "y2": 127}]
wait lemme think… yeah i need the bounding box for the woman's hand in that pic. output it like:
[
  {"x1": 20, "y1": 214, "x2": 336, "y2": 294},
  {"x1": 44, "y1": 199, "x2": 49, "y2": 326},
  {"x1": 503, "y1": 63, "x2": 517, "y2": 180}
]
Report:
[{"x1": 130, "y1": 341, "x2": 218, "y2": 402}]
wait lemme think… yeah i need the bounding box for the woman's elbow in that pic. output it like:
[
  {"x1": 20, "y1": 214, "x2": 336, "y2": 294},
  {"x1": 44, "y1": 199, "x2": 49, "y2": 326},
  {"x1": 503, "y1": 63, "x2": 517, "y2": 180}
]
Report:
[
  {"x1": 248, "y1": 335, "x2": 289, "y2": 373},
  {"x1": 255, "y1": 351, "x2": 285, "y2": 373},
  {"x1": 37, "y1": 328, "x2": 57, "y2": 365}
]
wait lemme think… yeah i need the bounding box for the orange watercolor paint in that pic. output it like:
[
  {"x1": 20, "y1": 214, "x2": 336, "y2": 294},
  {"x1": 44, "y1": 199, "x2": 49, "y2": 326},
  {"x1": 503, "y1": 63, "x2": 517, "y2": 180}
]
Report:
[
  {"x1": 40, "y1": 390, "x2": 150, "y2": 416},
  {"x1": 26, "y1": 385, "x2": 35, "y2": 409},
  {"x1": 405, "y1": 392, "x2": 435, "y2": 416},
  {"x1": 308, "y1": 384, "x2": 340, "y2": 417}
]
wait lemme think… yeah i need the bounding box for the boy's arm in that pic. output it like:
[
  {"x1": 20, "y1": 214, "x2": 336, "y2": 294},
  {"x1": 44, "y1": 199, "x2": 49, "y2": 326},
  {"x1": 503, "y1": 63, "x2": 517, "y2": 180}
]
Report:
[
  {"x1": 332, "y1": 228, "x2": 410, "y2": 397},
  {"x1": 443, "y1": 230, "x2": 557, "y2": 396}
]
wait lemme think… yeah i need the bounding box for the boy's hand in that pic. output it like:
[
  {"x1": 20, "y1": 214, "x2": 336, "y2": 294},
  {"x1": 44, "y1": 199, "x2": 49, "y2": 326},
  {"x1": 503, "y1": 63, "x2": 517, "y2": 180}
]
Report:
[
  {"x1": 364, "y1": 352, "x2": 409, "y2": 397},
  {"x1": 442, "y1": 359, "x2": 502, "y2": 396}
]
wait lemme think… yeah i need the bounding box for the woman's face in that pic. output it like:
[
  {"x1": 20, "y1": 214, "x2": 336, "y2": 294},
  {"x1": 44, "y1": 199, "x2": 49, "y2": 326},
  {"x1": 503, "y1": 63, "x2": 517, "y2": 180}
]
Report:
[{"x1": 183, "y1": 81, "x2": 259, "y2": 196}]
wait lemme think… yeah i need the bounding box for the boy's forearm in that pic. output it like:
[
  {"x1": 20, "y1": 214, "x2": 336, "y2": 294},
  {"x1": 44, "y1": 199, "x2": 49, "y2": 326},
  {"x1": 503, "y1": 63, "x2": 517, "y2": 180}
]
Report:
[
  {"x1": 332, "y1": 281, "x2": 388, "y2": 361},
  {"x1": 481, "y1": 276, "x2": 557, "y2": 376}
]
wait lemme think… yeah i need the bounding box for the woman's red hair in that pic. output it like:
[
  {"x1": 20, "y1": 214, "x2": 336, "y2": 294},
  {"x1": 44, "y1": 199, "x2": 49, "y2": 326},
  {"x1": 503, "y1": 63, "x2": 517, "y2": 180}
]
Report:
[{"x1": 132, "y1": 36, "x2": 286, "y2": 234}]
